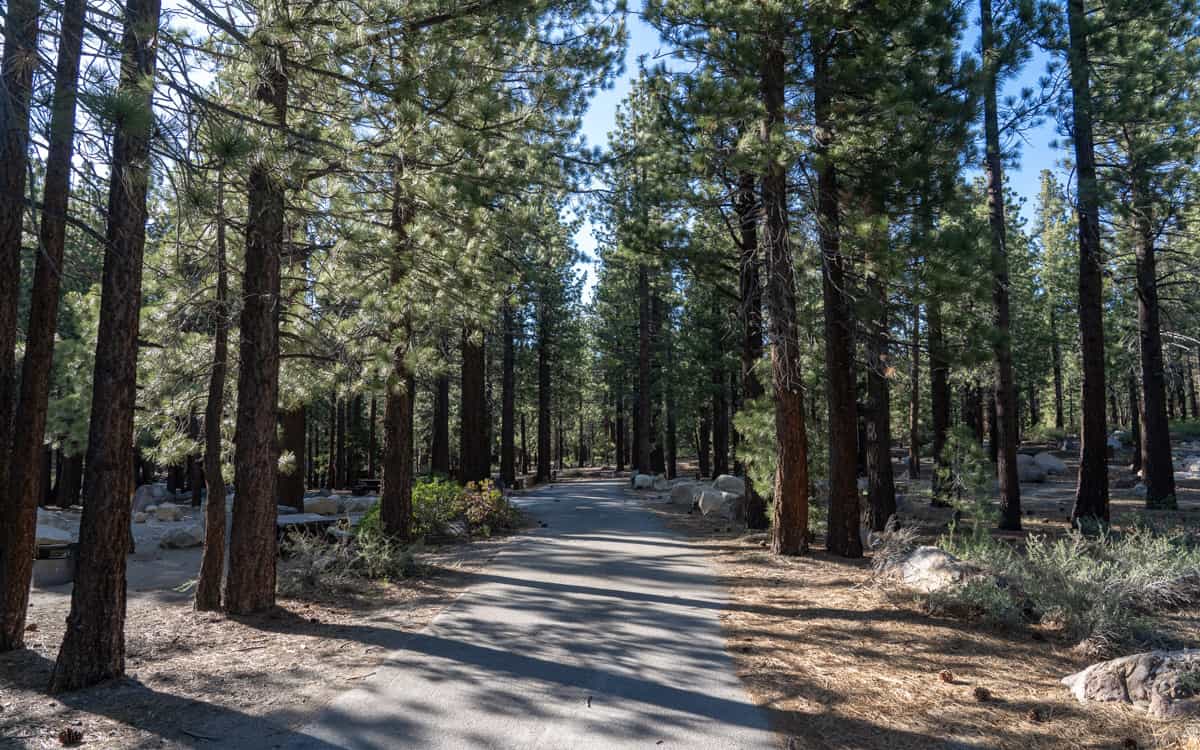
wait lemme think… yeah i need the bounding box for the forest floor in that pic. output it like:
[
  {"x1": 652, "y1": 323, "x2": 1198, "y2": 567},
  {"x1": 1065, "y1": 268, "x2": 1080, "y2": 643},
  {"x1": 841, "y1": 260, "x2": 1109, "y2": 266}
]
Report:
[
  {"x1": 638, "y1": 451, "x2": 1200, "y2": 750},
  {"x1": 0, "y1": 533, "x2": 515, "y2": 748}
]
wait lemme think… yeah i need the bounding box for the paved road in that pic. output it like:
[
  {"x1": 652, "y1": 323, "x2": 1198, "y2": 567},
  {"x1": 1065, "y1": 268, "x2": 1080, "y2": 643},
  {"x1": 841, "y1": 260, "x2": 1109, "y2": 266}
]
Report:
[{"x1": 282, "y1": 478, "x2": 776, "y2": 749}]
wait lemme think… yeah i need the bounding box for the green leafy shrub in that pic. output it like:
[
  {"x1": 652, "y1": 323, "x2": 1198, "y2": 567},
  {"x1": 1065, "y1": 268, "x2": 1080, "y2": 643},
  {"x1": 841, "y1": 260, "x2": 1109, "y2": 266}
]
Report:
[
  {"x1": 358, "y1": 476, "x2": 518, "y2": 540},
  {"x1": 937, "y1": 426, "x2": 998, "y2": 544},
  {"x1": 459, "y1": 480, "x2": 519, "y2": 537}
]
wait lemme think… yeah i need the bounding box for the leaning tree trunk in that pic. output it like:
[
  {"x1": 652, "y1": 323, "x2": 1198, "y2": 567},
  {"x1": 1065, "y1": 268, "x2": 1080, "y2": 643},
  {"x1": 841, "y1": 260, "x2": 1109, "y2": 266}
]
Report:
[
  {"x1": 1067, "y1": 0, "x2": 1110, "y2": 525},
  {"x1": 48, "y1": 0, "x2": 161, "y2": 687},
  {"x1": 500, "y1": 298, "x2": 516, "y2": 488},
  {"x1": 0, "y1": 0, "x2": 84, "y2": 650},
  {"x1": 814, "y1": 45, "x2": 861, "y2": 558},
  {"x1": 1133, "y1": 191, "x2": 1175, "y2": 508},
  {"x1": 195, "y1": 166, "x2": 230, "y2": 613},
  {"x1": 982, "y1": 0, "x2": 1021, "y2": 530},
  {"x1": 762, "y1": 29, "x2": 811, "y2": 555},
  {"x1": 224, "y1": 47, "x2": 287, "y2": 616},
  {"x1": 381, "y1": 168, "x2": 415, "y2": 538}
]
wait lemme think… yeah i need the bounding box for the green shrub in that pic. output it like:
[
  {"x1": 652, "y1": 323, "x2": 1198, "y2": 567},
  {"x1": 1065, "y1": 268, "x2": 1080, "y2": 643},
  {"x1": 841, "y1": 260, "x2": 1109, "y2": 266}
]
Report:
[
  {"x1": 937, "y1": 524, "x2": 1200, "y2": 656},
  {"x1": 279, "y1": 528, "x2": 420, "y2": 592},
  {"x1": 358, "y1": 476, "x2": 518, "y2": 540},
  {"x1": 937, "y1": 426, "x2": 998, "y2": 544}
]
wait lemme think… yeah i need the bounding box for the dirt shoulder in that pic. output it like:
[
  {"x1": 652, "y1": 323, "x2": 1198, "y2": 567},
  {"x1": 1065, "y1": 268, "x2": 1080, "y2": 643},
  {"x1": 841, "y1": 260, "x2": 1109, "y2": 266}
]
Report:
[
  {"x1": 632, "y1": 477, "x2": 1198, "y2": 750},
  {"x1": 0, "y1": 536, "x2": 511, "y2": 749}
]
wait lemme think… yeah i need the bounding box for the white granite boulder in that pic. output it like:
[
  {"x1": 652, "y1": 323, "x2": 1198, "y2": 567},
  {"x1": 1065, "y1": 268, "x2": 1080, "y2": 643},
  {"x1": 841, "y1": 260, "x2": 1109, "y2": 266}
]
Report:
[
  {"x1": 652, "y1": 475, "x2": 670, "y2": 492},
  {"x1": 1033, "y1": 452, "x2": 1067, "y2": 475},
  {"x1": 697, "y1": 488, "x2": 740, "y2": 517},
  {"x1": 342, "y1": 495, "x2": 379, "y2": 513},
  {"x1": 35, "y1": 525, "x2": 72, "y2": 546},
  {"x1": 1063, "y1": 650, "x2": 1200, "y2": 720},
  {"x1": 880, "y1": 546, "x2": 983, "y2": 594},
  {"x1": 1016, "y1": 453, "x2": 1047, "y2": 483},
  {"x1": 713, "y1": 474, "x2": 746, "y2": 497},
  {"x1": 669, "y1": 482, "x2": 702, "y2": 506},
  {"x1": 154, "y1": 502, "x2": 185, "y2": 522},
  {"x1": 633, "y1": 474, "x2": 655, "y2": 490},
  {"x1": 159, "y1": 524, "x2": 204, "y2": 549}
]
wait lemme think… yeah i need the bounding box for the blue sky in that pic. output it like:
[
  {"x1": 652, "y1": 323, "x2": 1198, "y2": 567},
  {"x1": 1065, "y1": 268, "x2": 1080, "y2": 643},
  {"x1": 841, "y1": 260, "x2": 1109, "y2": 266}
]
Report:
[{"x1": 572, "y1": 10, "x2": 1068, "y2": 299}]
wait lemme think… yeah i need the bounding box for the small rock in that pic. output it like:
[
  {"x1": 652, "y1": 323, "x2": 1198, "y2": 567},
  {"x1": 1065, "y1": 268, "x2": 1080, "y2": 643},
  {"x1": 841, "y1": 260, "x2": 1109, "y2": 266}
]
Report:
[
  {"x1": 159, "y1": 524, "x2": 204, "y2": 549},
  {"x1": 133, "y1": 512, "x2": 148, "y2": 524},
  {"x1": 633, "y1": 474, "x2": 655, "y2": 490},
  {"x1": 939, "y1": 669, "x2": 955, "y2": 683}
]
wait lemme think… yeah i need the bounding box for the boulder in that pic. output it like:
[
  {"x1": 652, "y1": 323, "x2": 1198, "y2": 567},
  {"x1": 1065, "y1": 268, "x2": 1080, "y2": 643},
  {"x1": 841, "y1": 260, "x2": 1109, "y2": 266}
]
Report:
[
  {"x1": 1016, "y1": 454, "x2": 1047, "y2": 483},
  {"x1": 1033, "y1": 452, "x2": 1067, "y2": 475},
  {"x1": 670, "y1": 482, "x2": 701, "y2": 506},
  {"x1": 35, "y1": 525, "x2": 72, "y2": 546},
  {"x1": 697, "y1": 488, "x2": 739, "y2": 517},
  {"x1": 881, "y1": 546, "x2": 982, "y2": 594},
  {"x1": 713, "y1": 474, "x2": 746, "y2": 497},
  {"x1": 1062, "y1": 650, "x2": 1200, "y2": 721},
  {"x1": 132, "y1": 484, "x2": 160, "y2": 512},
  {"x1": 342, "y1": 495, "x2": 378, "y2": 513},
  {"x1": 154, "y1": 502, "x2": 185, "y2": 522},
  {"x1": 304, "y1": 496, "x2": 339, "y2": 515},
  {"x1": 159, "y1": 524, "x2": 204, "y2": 549},
  {"x1": 133, "y1": 512, "x2": 148, "y2": 524},
  {"x1": 633, "y1": 474, "x2": 655, "y2": 490},
  {"x1": 652, "y1": 475, "x2": 670, "y2": 492}
]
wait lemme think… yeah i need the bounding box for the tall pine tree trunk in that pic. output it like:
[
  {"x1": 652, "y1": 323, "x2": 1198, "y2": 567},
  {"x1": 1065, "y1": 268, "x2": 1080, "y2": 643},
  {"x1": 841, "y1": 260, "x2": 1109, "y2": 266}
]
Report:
[
  {"x1": 736, "y1": 169, "x2": 768, "y2": 528},
  {"x1": 982, "y1": 0, "x2": 1022, "y2": 530},
  {"x1": 1051, "y1": 307, "x2": 1065, "y2": 429},
  {"x1": 614, "y1": 393, "x2": 625, "y2": 473},
  {"x1": 908, "y1": 303, "x2": 921, "y2": 479},
  {"x1": 381, "y1": 169, "x2": 415, "y2": 538},
  {"x1": 1133, "y1": 189, "x2": 1175, "y2": 508},
  {"x1": 500, "y1": 298, "x2": 516, "y2": 487},
  {"x1": 636, "y1": 265, "x2": 652, "y2": 474},
  {"x1": 928, "y1": 300, "x2": 951, "y2": 503},
  {"x1": 863, "y1": 221, "x2": 895, "y2": 533},
  {"x1": 711, "y1": 362, "x2": 729, "y2": 476},
  {"x1": 1, "y1": 0, "x2": 84, "y2": 647},
  {"x1": 459, "y1": 330, "x2": 488, "y2": 483},
  {"x1": 536, "y1": 302, "x2": 553, "y2": 483},
  {"x1": 815, "y1": 46, "x2": 861, "y2": 558},
  {"x1": 1067, "y1": 0, "x2": 1110, "y2": 525},
  {"x1": 0, "y1": 0, "x2": 40, "y2": 521},
  {"x1": 195, "y1": 166, "x2": 229, "y2": 613},
  {"x1": 431, "y1": 335, "x2": 450, "y2": 475},
  {"x1": 1130, "y1": 371, "x2": 1143, "y2": 474},
  {"x1": 48, "y1": 0, "x2": 162, "y2": 685},
  {"x1": 763, "y1": 29, "x2": 810, "y2": 555},
  {"x1": 225, "y1": 46, "x2": 287, "y2": 616}
]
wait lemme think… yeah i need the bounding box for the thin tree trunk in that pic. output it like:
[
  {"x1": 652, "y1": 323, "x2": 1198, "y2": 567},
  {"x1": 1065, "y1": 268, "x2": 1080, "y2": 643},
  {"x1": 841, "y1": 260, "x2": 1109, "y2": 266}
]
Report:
[
  {"x1": 326, "y1": 394, "x2": 337, "y2": 488},
  {"x1": 1067, "y1": 0, "x2": 1110, "y2": 525},
  {"x1": 736, "y1": 169, "x2": 769, "y2": 528},
  {"x1": 636, "y1": 265, "x2": 652, "y2": 474},
  {"x1": 614, "y1": 394, "x2": 625, "y2": 473},
  {"x1": 431, "y1": 337, "x2": 450, "y2": 475},
  {"x1": 367, "y1": 396, "x2": 376, "y2": 478},
  {"x1": 47, "y1": 0, "x2": 161, "y2": 685},
  {"x1": 711, "y1": 362, "x2": 729, "y2": 476},
  {"x1": 224, "y1": 48, "x2": 287, "y2": 616},
  {"x1": 1, "y1": 0, "x2": 84, "y2": 647},
  {"x1": 981, "y1": 0, "x2": 1022, "y2": 530},
  {"x1": 1130, "y1": 372, "x2": 1143, "y2": 474},
  {"x1": 520, "y1": 411, "x2": 529, "y2": 477},
  {"x1": 195, "y1": 167, "x2": 229, "y2": 613},
  {"x1": 536, "y1": 302, "x2": 553, "y2": 483},
  {"x1": 763, "y1": 29, "x2": 810, "y2": 555},
  {"x1": 1051, "y1": 306, "x2": 1065, "y2": 429},
  {"x1": 500, "y1": 298, "x2": 516, "y2": 487},
  {"x1": 908, "y1": 303, "x2": 921, "y2": 479},
  {"x1": 1133, "y1": 195, "x2": 1175, "y2": 508},
  {"x1": 335, "y1": 398, "x2": 346, "y2": 489},
  {"x1": 928, "y1": 300, "x2": 951, "y2": 503},
  {"x1": 279, "y1": 407, "x2": 305, "y2": 511}
]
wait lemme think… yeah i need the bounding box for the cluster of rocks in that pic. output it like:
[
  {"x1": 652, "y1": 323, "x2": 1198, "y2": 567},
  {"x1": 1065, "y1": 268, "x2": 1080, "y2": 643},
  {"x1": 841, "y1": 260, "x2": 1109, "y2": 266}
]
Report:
[
  {"x1": 633, "y1": 472, "x2": 749, "y2": 520},
  {"x1": 1063, "y1": 650, "x2": 1200, "y2": 721}
]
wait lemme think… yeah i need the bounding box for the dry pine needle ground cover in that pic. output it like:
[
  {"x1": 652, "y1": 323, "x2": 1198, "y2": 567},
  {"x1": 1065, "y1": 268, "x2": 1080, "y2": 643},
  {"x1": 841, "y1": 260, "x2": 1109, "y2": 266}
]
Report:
[
  {"x1": 0, "y1": 537, "x2": 511, "y2": 749},
  {"x1": 638, "y1": 459, "x2": 1200, "y2": 750}
]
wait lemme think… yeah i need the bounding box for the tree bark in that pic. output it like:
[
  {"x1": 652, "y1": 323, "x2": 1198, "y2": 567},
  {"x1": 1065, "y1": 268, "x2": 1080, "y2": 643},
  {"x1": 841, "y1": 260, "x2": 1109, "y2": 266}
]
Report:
[
  {"x1": 614, "y1": 394, "x2": 625, "y2": 473},
  {"x1": 367, "y1": 396, "x2": 377, "y2": 478},
  {"x1": 908, "y1": 303, "x2": 921, "y2": 479},
  {"x1": 0, "y1": 0, "x2": 40, "y2": 520},
  {"x1": 1051, "y1": 306, "x2": 1065, "y2": 429},
  {"x1": 736, "y1": 169, "x2": 769, "y2": 528},
  {"x1": 47, "y1": 0, "x2": 161, "y2": 684},
  {"x1": 381, "y1": 167, "x2": 415, "y2": 538},
  {"x1": 224, "y1": 46, "x2": 286, "y2": 616},
  {"x1": 1130, "y1": 371, "x2": 1143, "y2": 475},
  {"x1": 459, "y1": 330, "x2": 488, "y2": 483},
  {"x1": 326, "y1": 394, "x2": 337, "y2": 488},
  {"x1": 195, "y1": 166, "x2": 229, "y2": 613},
  {"x1": 1133, "y1": 192, "x2": 1175, "y2": 508},
  {"x1": 981, "y1": 0, "x2": 1022, "y2": 530},
  {"x1": 928, "y1": 300, "x2": 951, "y2": 503},
  {"x1": 500, "y1": 298, "x2": 516, "y2": 487},
  {"x1": 431, "y1": 335, "x2": 450, "y2": 475},
  {"x1": 814, "y1": 46, "x2": 861, "y2": 558},
  {"x1": 1067, "y1": 0, "x2": 1110, "y2": 525},
  {"x1": 763, "y1": 30, "x2": 811, "y2": 555},
  {"x1": 536, "y1": 301, "x2": 553, "y2": 483},
  {"x1": 636, "y1": 265, "x2": 653, "y2": 474},
  {"x1": 711, "y1": 362, "x2": 729, "y2": 477},
  {"x1": 1, "y1": 0, "x2": 85, "y2": 645},
  {"x1": 59, "y1": 454, "x2": 83, "y2": 508},
  {"x1": 279, "y1": 406, "x2": 305, "y2": 511},
  {"x1": 864, "y1": 273, "x2": 895, "y2": 532}
]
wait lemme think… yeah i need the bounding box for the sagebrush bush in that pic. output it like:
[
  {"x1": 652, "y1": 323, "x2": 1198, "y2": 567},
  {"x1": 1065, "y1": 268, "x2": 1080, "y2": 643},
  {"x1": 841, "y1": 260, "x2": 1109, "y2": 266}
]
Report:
[
  {"x1": 938, "y1": 524, "x2": 1200, "y2": 655},
  {"x1": 279, "y1": 528, "x2": 420, "y2": 593}
]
